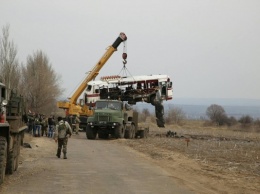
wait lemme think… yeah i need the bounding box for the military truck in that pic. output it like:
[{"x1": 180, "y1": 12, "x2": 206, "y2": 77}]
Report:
[
  {"x1": 86, "y1": 100, "x2": 149, "y2": 139},
  {"x1": 0, "y1": 82, "x2": 27, "y2": 184}
]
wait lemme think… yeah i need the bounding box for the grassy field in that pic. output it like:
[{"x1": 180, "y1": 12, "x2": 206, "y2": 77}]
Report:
[{"x1": 117, "y1": 120, "x2": 260, "y2": 193}]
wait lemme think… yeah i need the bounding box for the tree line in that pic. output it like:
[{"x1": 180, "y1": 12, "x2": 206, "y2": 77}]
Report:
[
  {"x1": 138, "y1": 104, "x2": 260, "y2": 130},
  {"x1": 0, "y1": 24, "x2": 63, "y2": 114}
]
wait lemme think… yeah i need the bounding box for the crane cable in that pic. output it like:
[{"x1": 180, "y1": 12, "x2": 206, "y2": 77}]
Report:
[{"x1": 122, "y1": 39, "x2": 127, "y2": 65}]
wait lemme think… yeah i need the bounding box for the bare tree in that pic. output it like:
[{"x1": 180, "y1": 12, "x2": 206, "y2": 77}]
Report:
[
  {"x1": 239, "y1": 115, "x2": 253, "y2": 128},
  {"x1": 206, "y1": 104, "x2": 227, "y2": 126},
  {"x1": 0, "y1": 24, "x2": 20, "y2": 99},
  {"x1": 21, "y1": 50, "x2": 63, "y2": 114},
  {"x1": 141, "y1": 108, "x2": 150, "y2": 122},
  {"x1": 165, "y1": 106, "x2": 186, "y2": 125}
]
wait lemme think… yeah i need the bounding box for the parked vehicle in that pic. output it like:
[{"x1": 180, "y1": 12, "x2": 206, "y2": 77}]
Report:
[
  {"x1": 0, "y1": 82, "x2": 27, "y2": 184},
  {"x1": 86, "y1": 99, "x2": 148, "y2": 140}
]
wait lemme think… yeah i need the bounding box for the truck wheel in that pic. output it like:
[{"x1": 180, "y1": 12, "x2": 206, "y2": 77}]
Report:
[
  {"x1": 139, "y1": 130, "x2": 145, "y2": 138},
  {"x1": 6, "y1": 151, "x2": 15, "y2": 174},
  {"x1": 114, "y1": 125, "x2": 125, "y2": 139},
  {"x1": 20, "y1": 131, "x2": 24, "y2": 146},
  {"x1": 0, "y1": 137, "x2": 7, "y2": 184},
  {"x1": 131, "y1": 124, "x2": 136, "y2": 139},
  {"x1": 124, "y1": 126, "x2": 131, "y2": 139},
  {"x1": 139, "y1": 129, "x2": 148, "y2": 138},
  {"x1": 86, "y1": 126, "x2": 97, "y2": 140},
  {"x1": 155, "y1": 102, "x2": 165, "y2": 128},
  {"x1": 15, "y1": 136, "x2": 21, "y2": 171}
]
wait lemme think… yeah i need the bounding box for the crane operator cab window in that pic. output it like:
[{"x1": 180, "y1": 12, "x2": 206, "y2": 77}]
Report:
[
  {"x1": 94, "y1": 85, "x2": 100, "y2": 94},
  {"x1": 86, "y1": 85, "x2": 92, "y2": 92}
]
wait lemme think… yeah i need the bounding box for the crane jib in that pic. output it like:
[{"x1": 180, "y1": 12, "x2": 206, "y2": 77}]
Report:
[{"x1": 112, "y1": 36, "x2": 126, "y2": 49}]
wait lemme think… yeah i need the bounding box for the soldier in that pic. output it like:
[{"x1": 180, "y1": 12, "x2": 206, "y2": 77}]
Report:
[
  {"x1": 48, "y1": 115, "x2": 55, "y2": 138},
  {"x1": 34, "y1": 114, "x2": 41, "y2": 137},
  {"x1": 54, "y1": 116, "x2": 72, "y2": 159},
  {"x1": 27, "y1": 111, "x2": 35, "y2": 134},
  {"x1": 74, "y1": 114, "x2": 81, "y2": 135},
  {"x1": 41, "y1": 115, "x2": 48, "y2": 136}
]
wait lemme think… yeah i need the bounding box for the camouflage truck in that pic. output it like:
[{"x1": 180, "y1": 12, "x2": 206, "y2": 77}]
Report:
[
  {"x1": 86, "y1": 100, "x2": 149, "y2": 139},
  {"x1": 0, "y1": 82, "x2": 27, "y2": 184}
]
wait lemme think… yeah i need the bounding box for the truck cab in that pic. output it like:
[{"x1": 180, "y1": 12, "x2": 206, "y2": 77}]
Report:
[
  {"x1": 86, "y1": 99, "x2": 148, "y2": 140},
  {"x1": 86, "y1": 100, "x2": 127, "y2": 139}
]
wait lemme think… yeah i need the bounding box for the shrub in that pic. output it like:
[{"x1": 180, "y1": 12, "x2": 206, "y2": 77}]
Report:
[
  {"x1": 206, "y1": 104, "x2": 228, "y2": 126},
  {"x1": 165, "y1": 107, "x2": 186, "y2": 125},
  {"x1": 239, "y1": 115, "x2": 253, "y2": 128}
]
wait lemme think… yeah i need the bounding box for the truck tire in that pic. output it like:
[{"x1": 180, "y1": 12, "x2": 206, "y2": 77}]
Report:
[
  {"x1": 114, "y1": 125, "x2": 125, "y2": 139},
  {"x1": 125, "y1": 124, "x2": 135, "y2": 139},
  {"x1": 124, "y1": 125, "x2": 131, "y2": 139},
  {"x1": 6, "y1": 151, "x2": 15, "y2": 174},
  {"x1": 131, "y1": 124, "x2": 136, "y2": 139},
  {"x1": 86, "y1": 126, "x2": 97, "y2": 140},
  {"x1": 0, "y1": 137, "x2": 7, "y2": 184},
  {"x1": 15, "y1": 135, "x2": 21, "y2": 171},
  {"x1": 139, "y1": 129, "x2": 148, "y2": 138},
  {"x1": 155, "y1": 102, "x2": 165, "y2": 128},
  {"x1": 139, "y1": 130, "x2": 145, "y2": 138}
]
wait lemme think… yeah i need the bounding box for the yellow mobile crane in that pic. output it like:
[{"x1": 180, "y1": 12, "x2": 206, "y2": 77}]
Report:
[{"x1": 57, "y1": 32, "x2": 127, "y2": 120}]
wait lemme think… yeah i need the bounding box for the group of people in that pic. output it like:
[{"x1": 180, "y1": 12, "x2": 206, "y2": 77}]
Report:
[
  {"x1": 26, "y1": 112, "x2": 81, "y2": 159},
  {"x1": 27, "y1": 113, "x2": 56, "y2": 137}
]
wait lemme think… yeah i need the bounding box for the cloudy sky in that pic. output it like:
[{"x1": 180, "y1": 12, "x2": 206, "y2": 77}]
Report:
[{"x1": 1, "y1": 0, "x2": 260, "y2": 101}]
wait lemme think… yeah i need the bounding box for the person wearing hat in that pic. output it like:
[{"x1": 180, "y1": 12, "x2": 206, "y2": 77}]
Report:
[
  {"x1": 74, "y1": 114, "x2": 81, "y2": 135},
  {"x1": 54, "y1": 116, "x2": 72, "y2": 159}
]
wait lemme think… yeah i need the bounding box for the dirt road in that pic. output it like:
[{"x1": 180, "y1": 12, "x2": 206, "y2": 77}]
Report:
[{"x1": 0, "y1": 133, "x2": 193, "y2": 194}]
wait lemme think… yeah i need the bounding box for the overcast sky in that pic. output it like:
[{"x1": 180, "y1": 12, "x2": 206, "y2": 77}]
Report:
[{"x1": 1, "y1": 0, "x2": 260, "y2": 101}]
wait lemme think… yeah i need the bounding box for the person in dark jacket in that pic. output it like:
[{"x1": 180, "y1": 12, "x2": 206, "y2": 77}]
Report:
[{"x1": 48, "y1": 115, "x2": 55, "y2": 138}]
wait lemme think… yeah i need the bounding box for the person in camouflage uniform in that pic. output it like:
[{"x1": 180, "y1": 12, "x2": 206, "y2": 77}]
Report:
[
  {"x1": 74, "y1": 114, "x2": 81, "y2": 135},
  {"x1": 54, "y1": 116, "x2": 72, "y2": 159}
]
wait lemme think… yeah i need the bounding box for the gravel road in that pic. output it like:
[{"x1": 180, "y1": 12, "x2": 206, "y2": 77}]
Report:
[{"x1": 0, "y1": 133, "x2": 193, "y2": 194}]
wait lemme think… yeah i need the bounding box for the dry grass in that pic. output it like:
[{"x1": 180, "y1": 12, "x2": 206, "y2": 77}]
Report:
[{"x1": 117, "y1": 120, "x2": 260, "y2": 191}]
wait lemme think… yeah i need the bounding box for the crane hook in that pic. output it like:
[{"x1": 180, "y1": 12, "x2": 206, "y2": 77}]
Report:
[{"x1": 122, "y1": 53, "x2": 127, "y2": 65}]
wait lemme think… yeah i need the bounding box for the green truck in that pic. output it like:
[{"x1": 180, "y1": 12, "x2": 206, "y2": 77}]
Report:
[
  {"x1": 86, "y1": 100, "x2": 149, "y2": 139},
  {"x1": 0, "y1": 82, "x2": 27, "y2": 184}
]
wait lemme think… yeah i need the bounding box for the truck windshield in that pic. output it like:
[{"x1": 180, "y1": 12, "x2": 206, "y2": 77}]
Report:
[{"x1": 96, "y1": 101, "x2": 121, "y2": 110}]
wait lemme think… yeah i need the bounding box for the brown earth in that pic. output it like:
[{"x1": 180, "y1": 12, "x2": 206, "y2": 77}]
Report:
[
  {"x1": 116, "y1": 121, "x2": 260, "y2": 194},
  {"x1": 1, "y1": 121, "x2": 260, "y2": 194}
]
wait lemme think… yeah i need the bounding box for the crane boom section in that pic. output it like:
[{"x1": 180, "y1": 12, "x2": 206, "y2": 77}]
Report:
[
  {"x1": 57, "y1": 33, "x2": 127, "y2": 116},
  {"x1": 70, "y1": 46, "x2": 117, "y2": 104}
]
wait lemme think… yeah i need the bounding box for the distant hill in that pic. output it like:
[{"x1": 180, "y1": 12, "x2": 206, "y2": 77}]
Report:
[
  {"x1": 171, "y1": 98, "x2": 260, "y2": 107},
  {"x1": 133, "y1": 98, "x2": 260, "y2": 120}
]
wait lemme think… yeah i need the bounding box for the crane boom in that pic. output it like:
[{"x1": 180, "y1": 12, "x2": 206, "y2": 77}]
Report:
[{"x1": 57, "y1": 32, "x2": 127, "y2": 116}]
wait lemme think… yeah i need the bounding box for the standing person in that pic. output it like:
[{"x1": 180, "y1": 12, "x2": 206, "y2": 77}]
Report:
[
  {"x1": 75, "y1": 114, "x2": 81, "y2": 135},
  {"x1": 27, "y1": 111, "x2": 34, "y2": 134},
  {"x1": 41, "y1": 115, "x2": 48, "y2": 136},
  {"x1": 54, "y1": 116, "x2": 72, "y2": 159},
  {"x1": 48, "y1": 115, "x2": 55, "y2": 138},
  {"x1": 34, "y1": 114, "x2": 41, "y2": 137}
]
